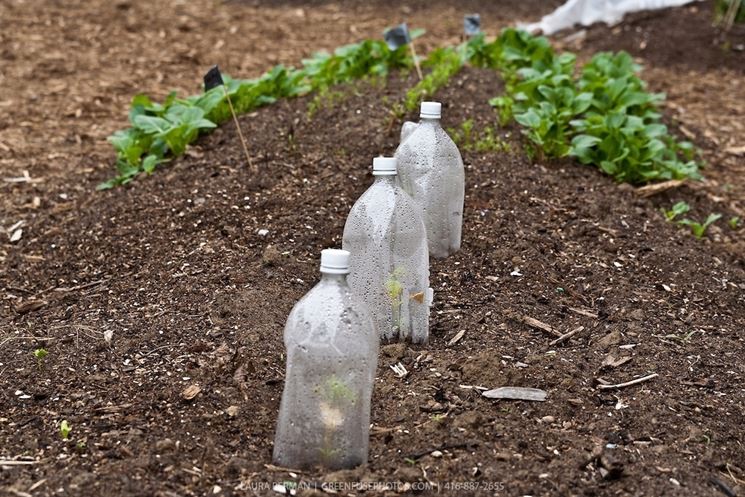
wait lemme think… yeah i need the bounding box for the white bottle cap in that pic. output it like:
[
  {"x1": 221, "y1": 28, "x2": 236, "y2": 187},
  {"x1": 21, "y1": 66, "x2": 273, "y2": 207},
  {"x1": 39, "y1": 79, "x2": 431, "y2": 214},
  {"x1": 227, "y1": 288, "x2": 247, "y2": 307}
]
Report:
[
  {"x1": 372, "y1": 156, "x2": 397, "y2": 176},
  {"x1": 320, "y1": 249, "x2": 350, "y2": 274},
  {"x1": 420, "y1": 101, "x2": 442, "y2": 119}
]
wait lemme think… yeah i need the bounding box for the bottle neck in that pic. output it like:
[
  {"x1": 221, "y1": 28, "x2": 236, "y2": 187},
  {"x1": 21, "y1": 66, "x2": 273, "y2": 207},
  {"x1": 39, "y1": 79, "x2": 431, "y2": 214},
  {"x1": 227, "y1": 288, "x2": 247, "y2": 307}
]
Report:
[
  {"x1": 320, "y1": 272, "x2": 349, "y2": 284},
  {"x1": 420, "y1": 117, "x2": 441, "y2": 127},
  {"x1": 373, "y1": 174, "x2": 397, "y2": 185}
]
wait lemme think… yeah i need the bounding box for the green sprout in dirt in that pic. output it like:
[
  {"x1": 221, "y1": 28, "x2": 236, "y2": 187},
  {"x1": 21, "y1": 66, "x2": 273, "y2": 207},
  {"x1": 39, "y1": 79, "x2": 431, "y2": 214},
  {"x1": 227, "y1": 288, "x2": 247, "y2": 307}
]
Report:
[
  {"x1": 662, "y1": 201, "x2": 690, "y2": 222},
  {"x1": 315, "y1": 375, "x2": 357, "y2": 464},
  {"x1": 33, "y1": 348, "x2": 48, "y2": 369},
  {"x1": 665, "y1": 330, "x2": 699, "y2": 343},
  {"x1": 449, "y1": 120, "x2": 511, "y2": 153},
  {"x1": 728, "y1": 216, "x2": 741, "y2": 229},
  {"x1": 59, "y1": 420, "x2": 71, "y2": 440},
  {"x1": 385, "y1": 267, "x2": 406, "y2": 333},
  {"x1": 404, "y1": 47, "x2": 464, "y2": 112},
  {"x1": 430, "y1": 413, "x2": 446, "y2": 424},
  {"x1": 678, "y1": 213, "x2": 722, "y2": 239}
]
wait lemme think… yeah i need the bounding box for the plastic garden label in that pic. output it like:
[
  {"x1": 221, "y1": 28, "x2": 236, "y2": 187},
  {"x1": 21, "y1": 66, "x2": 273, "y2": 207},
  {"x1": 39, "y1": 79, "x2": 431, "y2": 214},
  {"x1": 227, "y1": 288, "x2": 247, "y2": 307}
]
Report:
[
  {"x1": 203, "y1": 65, "x2": 224, "y2": 91},
  {"x1": 384, "y1": 23, "x2": 411, "y2": 50},
  {"x1": 464, "y1": 14, "x2": 481, "y2": 36}
]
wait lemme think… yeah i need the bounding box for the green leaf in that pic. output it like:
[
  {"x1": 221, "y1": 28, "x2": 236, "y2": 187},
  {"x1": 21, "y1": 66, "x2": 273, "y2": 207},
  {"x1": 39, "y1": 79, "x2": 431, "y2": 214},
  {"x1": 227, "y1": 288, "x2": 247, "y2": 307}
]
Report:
[
  {"x1": 133, "y1": 115, "x2": 171, "y2": 135},
  {"x1": 515, "y1": 109, "x2": 541, "y2": 128},
  {"x1": 142, "y1": 155, "x2": 159, "y2": 174},
  {"x1": 572, "y1": 134, "x2": 601, "y2": 149}
]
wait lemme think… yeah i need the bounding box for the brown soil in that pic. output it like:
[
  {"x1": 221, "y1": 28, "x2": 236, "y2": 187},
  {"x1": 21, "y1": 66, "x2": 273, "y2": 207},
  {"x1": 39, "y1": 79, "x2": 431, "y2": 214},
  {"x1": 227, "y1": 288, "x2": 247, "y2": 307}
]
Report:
[
  {"x1": 2, "y1": 1, "x2": 745, "y2": 497},
  {"x1": 582, "y1": 1, "x2": 745, "y2": 74}
]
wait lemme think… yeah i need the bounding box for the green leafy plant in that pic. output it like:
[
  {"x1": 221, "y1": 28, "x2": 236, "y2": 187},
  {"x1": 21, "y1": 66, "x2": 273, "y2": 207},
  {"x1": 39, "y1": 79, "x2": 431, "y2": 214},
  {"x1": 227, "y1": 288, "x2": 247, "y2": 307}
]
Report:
[
  {"x1": 385, "y1": 267, "x2": 406, "y2": 333},
  {"x1": 59, "y1": 420, "x2": 72, "y2": 440},
  {"x1": 33, "y1": 348, "x2": 48, "y2": 369},
  {"x1": 662, "y1": 201, "x2": 690, "y2": 222},
  {"x1": 449, "y1": 119, "x2": 510, "y2": 152},
  {"x1": 485, "y1": 29, "x2": 701, "y2": 184},
  {"x1": 678, "y1": 213, "x2": 722, "y2": 239},
  {"x1": 728, "y1": 216, "x2": 741, "y2": 229},
  {"x1": 103, "y1": 38, "x2": 415, "y2": 188}
]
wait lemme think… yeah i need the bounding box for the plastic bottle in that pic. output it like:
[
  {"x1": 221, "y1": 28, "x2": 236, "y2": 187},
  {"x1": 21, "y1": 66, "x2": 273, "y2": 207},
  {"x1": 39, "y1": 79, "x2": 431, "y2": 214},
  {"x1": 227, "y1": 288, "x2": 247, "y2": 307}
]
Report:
[
  {"x1": 342, "y1": 157, "x2": 431, "y2": 344},
  {"x1": 272, "y1": 249, "x2": 378, "y2": 470},
  {"x1": 395, "y1": 101, "x2": 465, "y2": 258}
]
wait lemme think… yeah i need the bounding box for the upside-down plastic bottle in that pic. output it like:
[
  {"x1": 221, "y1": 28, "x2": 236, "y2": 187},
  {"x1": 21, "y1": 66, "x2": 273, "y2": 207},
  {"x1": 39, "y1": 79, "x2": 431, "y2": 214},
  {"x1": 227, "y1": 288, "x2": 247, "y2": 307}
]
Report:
[
  {"x1": 395, "y1": 101, "x2": 465, "y2": 258},
  {"x1": 272, "y1": 249, "x2": 378, "y2": 470},
  {"x1": 342, "y1": 157, "x2": 431, "y2": 344}
]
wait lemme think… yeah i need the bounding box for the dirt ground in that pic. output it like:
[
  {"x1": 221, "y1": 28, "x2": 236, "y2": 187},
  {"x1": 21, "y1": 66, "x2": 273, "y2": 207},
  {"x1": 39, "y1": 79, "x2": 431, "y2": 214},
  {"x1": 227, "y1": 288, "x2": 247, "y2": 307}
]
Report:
[{"x1": 1, "y1": 1, "x2": 744, "y2": 496}]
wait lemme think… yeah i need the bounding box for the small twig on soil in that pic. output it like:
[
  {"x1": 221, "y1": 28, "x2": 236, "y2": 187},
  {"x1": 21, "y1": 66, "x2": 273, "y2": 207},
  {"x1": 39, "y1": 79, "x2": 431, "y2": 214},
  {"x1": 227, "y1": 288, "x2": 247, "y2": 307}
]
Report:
[
  {"x1": 568, "y1": 307, "x2": 599, "y2": 319},
  {"x1": 635, "y1": 179, "x2": 685, "y2": 198},
  {"x1": 370, "y1": 426, "x2": 401, "y2": 436},
  {"x1": 549, "y1": 326, "x2": 585, "y2": 346},
  {"x1": 53, "y1": 279, "x2": 108, "y2": 293},
  {"x1": 725, "y1": 463, "x2": 745, "y2": 485},
  {"x1": 512, "y1": 313, "x2": 562, "y2": 338},
  {"x1": 0, "y1": 336, "x2": 55, "y2": 349},
  {"x1": 0, "y1": 460, "x2": 37, "y2": 466},
  {"x1": 596, "y1": 373, "x2": 658, "y2": 390},
  {"x1": 264, "y1": 463, "x2": 306, "y2": 474},
  {"x1": 142, "y1": 344, "x2": 175, "y2": 357}
]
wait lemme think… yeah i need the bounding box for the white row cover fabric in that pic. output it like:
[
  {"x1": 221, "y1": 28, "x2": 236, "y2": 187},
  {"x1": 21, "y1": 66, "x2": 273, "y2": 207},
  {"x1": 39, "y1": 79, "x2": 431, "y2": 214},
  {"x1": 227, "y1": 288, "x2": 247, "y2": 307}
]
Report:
[{"x1": 523, "y1": 0, "x2": 701, "y2": 35}]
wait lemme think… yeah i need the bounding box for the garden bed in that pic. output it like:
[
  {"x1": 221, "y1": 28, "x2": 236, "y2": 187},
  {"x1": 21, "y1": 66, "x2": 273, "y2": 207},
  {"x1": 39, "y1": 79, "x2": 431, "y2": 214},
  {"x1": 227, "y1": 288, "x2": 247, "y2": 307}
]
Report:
[{"x1": 1, "y1": 1, "x2": 744, "y2": 496}]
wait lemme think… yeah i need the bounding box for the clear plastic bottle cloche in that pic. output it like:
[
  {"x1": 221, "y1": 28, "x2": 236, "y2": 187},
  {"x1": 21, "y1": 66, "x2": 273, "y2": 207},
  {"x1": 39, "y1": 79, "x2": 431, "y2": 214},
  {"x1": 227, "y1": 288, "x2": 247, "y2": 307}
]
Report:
[
  {"x1": 342, "y1": 157, "x2": 431, "y2": 344},
  {"x1": 272, "y1": 249, "x2": 379, "y2": 470},
  {"x1": 395, "y1": 101, "x2": 465, "y2": 259}
]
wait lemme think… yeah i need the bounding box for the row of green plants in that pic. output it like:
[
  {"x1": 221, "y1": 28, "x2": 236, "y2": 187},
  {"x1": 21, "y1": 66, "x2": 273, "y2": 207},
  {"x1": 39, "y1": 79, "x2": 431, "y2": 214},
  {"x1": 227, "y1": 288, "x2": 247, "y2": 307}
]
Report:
[
  {"x1": 105, "y1": 28, "x2": 701, "y2": 189},
  {"x1": 463, "y1": 29, "x2": 700, "y2": 184},
  {"x1": 101, "y1": 40, "x2": 417, "y2": 189}
]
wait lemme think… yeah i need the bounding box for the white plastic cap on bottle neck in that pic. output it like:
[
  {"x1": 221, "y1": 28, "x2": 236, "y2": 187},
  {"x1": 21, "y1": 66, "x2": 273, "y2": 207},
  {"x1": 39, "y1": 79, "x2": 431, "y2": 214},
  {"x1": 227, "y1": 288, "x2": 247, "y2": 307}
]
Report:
[
  {"x1": 420, "y1": 101, "x2": 442, "y2": 119},
  {"x1": 320, "y1": 249, "x2": 351, "y2": 274},
  {"x1": 372, "y1": 157, "x2": 397, "y2": 176}
]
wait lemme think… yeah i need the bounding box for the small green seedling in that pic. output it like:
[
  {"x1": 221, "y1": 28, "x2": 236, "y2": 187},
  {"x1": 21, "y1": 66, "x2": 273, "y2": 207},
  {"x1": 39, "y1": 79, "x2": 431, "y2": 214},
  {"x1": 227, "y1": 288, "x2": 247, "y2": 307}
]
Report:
[
  {"x1": 33, "y1": 348, "x2": 48, "y2": 368},
  {"x1": 385, "y1": 267, "x2": 406, "y2": 333},
  {"x1": 664, "y1": 330, "x2": 698, "y2": 343},
  {"x1": 449, "y1": 120, "x2": 510, "y2": 153},
  {"x1": 662, "y1": 201, "x2": 690, "y2": 222},
  {"x1": 678, "y1": 213, "x2": 722, "y2": 239},
  {"x1": 728, "y1": 216, "x2": 741, "y2": 229},
  {"x1": 60, "y1": 420, "x2": 72, "y2": 440},
  {"x1": 430, "y1": 413, "x2": 446, "y2": 423}
]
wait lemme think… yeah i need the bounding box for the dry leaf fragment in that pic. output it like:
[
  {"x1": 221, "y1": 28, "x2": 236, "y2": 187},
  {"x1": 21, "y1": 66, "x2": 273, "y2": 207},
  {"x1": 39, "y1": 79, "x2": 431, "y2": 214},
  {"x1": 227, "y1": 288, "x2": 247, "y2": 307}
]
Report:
[
  {"x1": 10, "y1": 229, "x2": 22, "y2": 243},
  {"x1": 181, "y1": 384, "x2": 201, "y2": 400},
  {"x1": 601, "y1": 354, "x2": 633, "y2": 369},
  {"x1": 410, "y1": 291, "x2": 425, "y2": 304}
]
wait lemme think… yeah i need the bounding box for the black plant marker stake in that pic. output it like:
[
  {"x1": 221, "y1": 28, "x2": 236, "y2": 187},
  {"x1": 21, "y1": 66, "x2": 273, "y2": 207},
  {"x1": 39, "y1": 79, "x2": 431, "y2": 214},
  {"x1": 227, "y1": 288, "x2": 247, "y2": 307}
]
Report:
[
  {"x1": 204, "y1": 65, "x2": 252, "y2": 168},
  {"x1": 385, "y1": 23, "x2": 422, "y2": 81}
]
